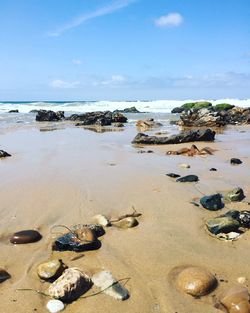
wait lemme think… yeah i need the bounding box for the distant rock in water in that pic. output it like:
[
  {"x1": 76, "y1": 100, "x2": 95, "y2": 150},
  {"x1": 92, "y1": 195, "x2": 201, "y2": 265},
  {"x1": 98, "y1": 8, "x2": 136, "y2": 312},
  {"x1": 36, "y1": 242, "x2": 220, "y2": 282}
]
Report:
[
  {"x1": 36, "y1": 110, "x2": 65, "y2": 122},
  {"x1": 8, "y1": 109, "x2": 19, "y2": 113},
  {"x1": 10, "y1": 230, "x2": 42, "y2": 244},
  {"x1": 68, "y1": 111, "x2": 127, "y2": 126},
  {"x1": 113, "y1": 106, "x2": 141, "y2": 113},
  {"x1": 132, "y1": 129, "x2": 215, "y2": 145},
  {"x1": 0, "y1": 150, "x2": 11, "y2": 158}
]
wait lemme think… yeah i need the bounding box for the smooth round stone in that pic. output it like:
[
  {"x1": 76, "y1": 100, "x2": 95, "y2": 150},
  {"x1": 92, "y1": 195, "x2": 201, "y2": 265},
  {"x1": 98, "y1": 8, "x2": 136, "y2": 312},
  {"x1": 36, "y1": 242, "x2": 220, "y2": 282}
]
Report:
[
  {"x1": 10, "y1": 230, "x2": 42, "y2": 244},
  {"x1": 112, "y1": 217, "x2": 139, "y2": 229},
  {"x1": 46, "y1": 299, "x2": 65, "y2": 313},
  {"x1": 37, "y1": 260, "x2": 65, "y2": 280},
  {"x1": 177, "y1": 266, "x2": 217, "y2": 296},
  {"x1": 93, "y1": 214, "x2": 110, "y2": 227},
  {"x1": 220, "y1": 286, "x2": 250, "y2": 313}
]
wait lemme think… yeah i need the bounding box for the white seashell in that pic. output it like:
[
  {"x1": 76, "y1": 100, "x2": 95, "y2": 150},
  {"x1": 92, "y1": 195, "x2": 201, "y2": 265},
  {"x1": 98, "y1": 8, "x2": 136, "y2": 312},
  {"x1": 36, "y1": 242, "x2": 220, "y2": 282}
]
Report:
[
  {"x1": 48, "y1": 268, "x2": 92, "y2": 301},
  {"x1": 46, "y1": 300, "x2": 65, "y2": 313},
  {"x1": 92, "y1": 270, "x2": 129, "y2": 300},
  {"x1": 92, "y1": 214, "x2": 110, "y2": 227}
]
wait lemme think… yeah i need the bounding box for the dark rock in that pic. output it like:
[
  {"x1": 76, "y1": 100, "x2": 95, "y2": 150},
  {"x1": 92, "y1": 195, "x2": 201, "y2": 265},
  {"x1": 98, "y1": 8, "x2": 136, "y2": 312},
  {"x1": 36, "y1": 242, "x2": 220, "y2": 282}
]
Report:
[
  {"x1": 0, "y1": 150, "x2": 11, "y2": 158},
  {"x1": 0, "y1": 268, "x2": 11, "y2": 283},
  {"x1": 171, "y1": 107, "x2": 184, "y2": 114},
  {"x1": 29, "y1": 110, "x2": 39, "y2": 113},
  {"x1": 206, "y1": 216, "x2": 240, "y2": 235},
  {"x1": 209, "y1": 168, "x2": 217, "y2": 171},
  {"x1": 225, "y1": 187, "x2": 245, "y2": 202},
  {"x1": 36, "y1": 110, "x2": 65, "y2": 122},
  {"x1": 8, "y1": 110, "x2": 19, "y2": 113},
  {"x1": 200, "y1": 194, "x2": 224, "y2": 211},
  {"x1": 132, "y1": 129, "x2": 215, "y2": 145},
  {"x1": 230, "y1": 158, "x2": 242, "y2": 165},
  {"x1": 113, "y1": 123, "x2": 124, "y2": 127},
  {"x1": 10, "y1": 230, "x2": 42, "y2": 244},
  {"x1": 137, "y1": 150, "x2": 154, "y2": 154},
  {"x1": 176, "y1": 175, "x2": 199, "y2": 182},
  {"x1": 114, "y1": 106, "x2": 141, "y2": 113},
  {"x1": 68, "y1": 111, "x2": 127, "y2": 125},
  {"x1": 166, "y1": 173, "x2": 181, "y2": 178}
]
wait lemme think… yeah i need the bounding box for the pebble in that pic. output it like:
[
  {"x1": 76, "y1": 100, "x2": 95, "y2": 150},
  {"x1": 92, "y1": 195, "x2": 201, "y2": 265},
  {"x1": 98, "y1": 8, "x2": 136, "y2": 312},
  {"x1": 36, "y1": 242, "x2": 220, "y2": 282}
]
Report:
[
  {"x1": 166, "y1": 173, "x2": 181, "y2": 178},
  {"x1": 37, "y1": 259, "x2": 66, "y2": 281},
  {"x1": 176, "y1": 175, "x2": 199, "y2": 183},
  {"x1": 200, "y1": 193, "x2": 224, "y2": 211},
  {"x1": 230, "y1": 158, "x2": 243, "y2": 165},
  {"x1": 225, "y1": 187, "x2": 245, "y2": 202},
  {"x1": 48, "y1": 268, "x2": 92, "y2": 302},
  {"x1": 220, "y1": 285, "x2": 250, "y2": 313},
  {"x1": 0, "y1": 150, "x2": 11, "y2": 158},
  {"x1": 46, "y1": 300, "x2": 65, "y2": 313},
  {"x1": 10, "y1": 230, "x2": 42, "y2": 244},
  {"x1": 210, "y1": 168, "x2": 217, "y2": 171},
  {"x1": 176, "y1": 266, "x2": 217, "y2": 297},
  {"x1": 92, "y1": 270, "x2": 129, "y2": 300},
  {"x1": 92, "y1": 214, "x2": 111, "y2": 227},
  {"x1": 179, "y1": 163, "x2": 190, "y2": 169},
  {"x1": 112, "y1": 217, "x2": 138, "y2": 228},
  {"x1": 0, "y1": 268, "x2": 11, "y2": 283}
]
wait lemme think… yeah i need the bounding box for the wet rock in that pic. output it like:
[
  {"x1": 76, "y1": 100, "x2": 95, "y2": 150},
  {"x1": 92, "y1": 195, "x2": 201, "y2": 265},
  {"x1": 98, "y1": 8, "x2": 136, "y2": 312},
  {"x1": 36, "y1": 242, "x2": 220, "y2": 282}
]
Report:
[
  {"x1": 219, "y1": 285, "x2": 250, "y2": 313},
  {"x1": 53, "y1": 227, "x2": 100, "y2": 252},
  {"x1": 210, "y1": 168, "x2": 217, "y2": 171},
  {"x1": 37, "y1": 259, "x2": 66, "y2": 281},
  {"x1": 132, "y1": 129, "x2": 215, "y2": 145},
  {"x1": 176, "y1": 266, "x2": 217, "y2": 297},
  {"x1": 114, "y1": 106, "x2": 141, "y2": 113},
  {"x1": 113, "y1": 123, "x2": 124, "y2": 127},
  {"x1": 206, "y1": 216, "x2": 240, "y2": 235},
  {"x1": 92, "y1": 270, "x2": 129, "y2": 300},
  {"x1": 176, "y1": 175, "x2": 199, "y2": 182},
  {"x1": 238, "y1": 211, "x2": 250, "y2": 228},
  {"x1": 225, "y1": 188, "x2": 245, "y2": 202},
  {"x1": 112, "y1": 112, "x2": 127, "y2": 123},
  {"x1": 10, "y1": 230, "x2": 42, "y2": 244},
  {"x1": 200, "y1": 194, "x2": 224, "y2": 211},
  {"x1": 0, "y1": 268, "x2": 11, "y2": 283},
  {"x1": 92, "y1": 215, "x2": 111, "y2": 227},
  {"x1": 36, "y1": 110, "x2": 65, "y2": 122},
  {"x1": 178, "y1": 108, "x2": 225, "y2": 127},
  {"x1": 166, "y1": 173, "x2": 181, "y2": 178},
  {"x1": 0, "y1": 150, "x2": 11, "y2": 158},
  {"x1": 72, "y1": 224, "x2": 105, "y2": 237},
  {"x1": 8, "y1": 110, "x2": 19, "y2": 113},
  {"x1": 68, "y1": 111, "x2": 127, "y2": 125},
  {"x1": 112, "y1": 217, "x2": 139, "y2": 228},
  {"x1": 46, "y1": 299, "x2": 65, "y2": 312},
  {"x1": 231, "y1": 158, "x2": 243, "y2": 165},
  {"x1": 179, "y1": 163, "x2": 190, "y2": 169},
  {"x1": 48, "y1": 268, "x2": 92, "y2": 302},
  {"x1": 136, "y1": 119, "x2": 163, "y2": 131}
]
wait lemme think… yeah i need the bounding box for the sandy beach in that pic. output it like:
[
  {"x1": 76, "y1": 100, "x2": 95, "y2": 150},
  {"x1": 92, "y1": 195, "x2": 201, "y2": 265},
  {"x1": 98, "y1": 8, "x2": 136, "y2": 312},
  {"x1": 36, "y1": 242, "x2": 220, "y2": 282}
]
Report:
[{"x1": 0, "y1": 120, "x2": 250, "y2": 313}]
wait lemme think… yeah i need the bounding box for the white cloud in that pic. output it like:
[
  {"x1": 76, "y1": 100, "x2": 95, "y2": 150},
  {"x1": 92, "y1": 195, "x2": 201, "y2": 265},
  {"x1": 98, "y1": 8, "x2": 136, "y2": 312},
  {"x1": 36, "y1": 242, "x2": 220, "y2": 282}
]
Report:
[
  {"x1": 72, "y1": 59, "x2": 83, "y2": 65},
  {"x1": 155, "y1": 13, "x2": 183, "y2": 28},
  {"x1": 50, "y1": 80, "x2": 81, "y2": 89},
  {"x1": 49, "y1": 0, "x2": 137, "y2": 37}
]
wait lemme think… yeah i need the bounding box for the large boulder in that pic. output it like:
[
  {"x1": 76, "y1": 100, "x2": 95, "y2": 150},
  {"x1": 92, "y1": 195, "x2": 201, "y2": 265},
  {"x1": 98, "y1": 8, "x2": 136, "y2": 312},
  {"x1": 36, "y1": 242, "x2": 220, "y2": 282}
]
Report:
[
  {"x1": 171, "y1": 101, "x2": 212, "y2": 114},
  {"x1": 36, "y1": 110, "x2": 65, "y2": 122},
  {"x1": 132, "y1": 129, "x2": 215, "y2": 145}
]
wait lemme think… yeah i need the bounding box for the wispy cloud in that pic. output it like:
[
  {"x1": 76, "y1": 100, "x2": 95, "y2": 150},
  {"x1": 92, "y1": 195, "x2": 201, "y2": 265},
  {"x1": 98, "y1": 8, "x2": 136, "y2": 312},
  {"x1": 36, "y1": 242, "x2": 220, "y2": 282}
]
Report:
[
  {"x1": 155, "y1": 13, "x2": 183, "y2": 28},
  {"x1": 50, "y1": 79, "x2": 81, "y2": 89},
  {"x1": 49, "y1": 0, "x2": 137, "y2": 37},
  {"x1": 93, "y1": 74, "x2": 127, "y2": 86},
  {"x1": 72, "y1": 59, "x2": 83, "y2": 65}
]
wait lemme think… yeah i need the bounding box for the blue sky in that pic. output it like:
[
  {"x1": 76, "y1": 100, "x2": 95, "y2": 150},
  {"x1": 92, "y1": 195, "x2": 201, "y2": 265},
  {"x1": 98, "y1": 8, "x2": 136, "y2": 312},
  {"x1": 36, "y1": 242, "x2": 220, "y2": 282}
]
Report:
[{"x1": 0, "y1": 0, "x2": 249, "y2": 100}]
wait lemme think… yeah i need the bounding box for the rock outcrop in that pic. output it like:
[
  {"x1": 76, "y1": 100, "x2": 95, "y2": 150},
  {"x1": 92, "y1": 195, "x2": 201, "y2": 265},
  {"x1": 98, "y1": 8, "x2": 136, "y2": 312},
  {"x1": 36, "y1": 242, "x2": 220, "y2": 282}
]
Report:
[
  {"x1": 36, "y1": 110, "x2": 65, "y2": 122},
  {"x1": 68, "y1": 111, "x2": 127, "y2": 126}
]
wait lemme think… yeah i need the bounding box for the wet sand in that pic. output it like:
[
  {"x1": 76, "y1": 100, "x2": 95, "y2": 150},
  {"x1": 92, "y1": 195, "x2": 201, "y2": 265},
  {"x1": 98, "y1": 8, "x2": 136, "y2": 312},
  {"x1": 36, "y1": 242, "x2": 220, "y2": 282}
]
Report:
[{"x1": 0, "y1": 123, "x2": 250, "y2": 312}]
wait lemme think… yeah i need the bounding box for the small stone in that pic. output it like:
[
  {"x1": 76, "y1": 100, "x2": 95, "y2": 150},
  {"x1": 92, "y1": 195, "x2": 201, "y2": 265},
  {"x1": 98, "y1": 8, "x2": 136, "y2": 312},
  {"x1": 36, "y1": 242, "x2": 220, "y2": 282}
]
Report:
[
  {"x1": 176, "y1": 175, "x2": 199, "y2": 183},
  {"x1": 0, "y1": 150, "x2": 11, "y2": 158},
  {"x1": 225, "y1": 187, "x2": 245, "y2": 202},
  {"x1": 200, "y1": 193, "x2": 224, "y2": 211},
  {"x1": 10, "y1": 230, "x2": 42, "y2": 244},
  {"x1": 220, "y1": 286, "x2": 250, "y2": 313},
  {"x1": 237, "y1": 277, "x2": 247, "y2": 284},
  {"x1": 48, "y1": 268, "x2": 92, "y2": 302},
  {"x1": 0, "y1": 268, "x2": 11, "y2": 283},
  {"x1": 92, "y1": 215, "x2": 111, "y2": 227},
  {"x1": 112, "y1": 217, "x2": 139, "y2": 228},
  {"x1": 179, "y1": 163, "x2": 190, "y2": 169},
  {"x1": 92, "y1": 270, "x2": 129, "y2": 300},
  {"x1": 209, "y1": 168, "x2": 217, "y2": 171},
  {"x1": 37, "y1": 260, "x2": 66, "y2": 281},
  {"x1": 46, "y1": 300, "x2": 65, "y2": 313},
  {"x1": 176, "y1": 266, "x2": 217, "y2": 297},
  {"x1": 206, "y1": 216, "x2": 240, "y2": 235},
  {"x1": 166, "y1": 173, "x2": 181, "y2": 178},
  {"x1": 230, "y1": 158, "x2": 243, "y2": 165}
]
